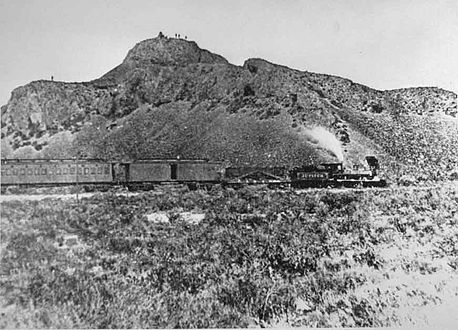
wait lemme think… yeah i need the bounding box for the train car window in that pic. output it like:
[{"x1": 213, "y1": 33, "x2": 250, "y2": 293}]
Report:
[
  {"x1": 70, "y1": 167, "x2": 75, "y2": 174},
  {"x1": 84, "y1": 167, "x2": 89, "y2": 175},
  {"x1": 5, "y1": 169, "x2": 10, "y2": 176},
  {"x1": 171, "y1": 164, "x2": 177, "y2": 180},
  {"x1": 91, "y1": 167, "x2": 96, "y2": 174},
  {"x1": 63, "y1": 167, "x2": 68, "y2": 175},
  {"x1": 19, "y1": 168, "x2": 25, "y2": 175},
  {"x1": 104, "y1": 166, "x2": 110, "y2": 175},
  {"x1": 13, "y1": 169, "x2": 18, "y2": 176},
  {"x1": 41, "y1": 168, "x2": 47, "y2": 175},
  {"x1": 56, "y1": 168, "x2": 62, "y2": 175},
  {"x1": 34, "y1": 168, "x2": 40, "y2": 175},
  {"x1": 27, "y1": 169, "x2": 33, "y2": 175},
  {"x1": 97, "y1": 167, "x2": 103, "y2": 174}
]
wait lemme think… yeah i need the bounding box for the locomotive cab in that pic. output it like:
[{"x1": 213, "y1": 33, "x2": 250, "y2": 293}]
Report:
[{"x1": 365, "y1": 156, "x2": 380, "y2": 177}]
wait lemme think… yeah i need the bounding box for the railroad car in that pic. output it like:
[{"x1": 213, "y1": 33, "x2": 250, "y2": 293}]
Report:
[
  {"x1": 123, "y1": 160, "x2": 172, "y2": 183},
  {"x1": 1, "y1": 159, "x2": 112, "y2": 186},
  {"x1": 121, "y1": 159, "x2": 224, "y2": 188}
]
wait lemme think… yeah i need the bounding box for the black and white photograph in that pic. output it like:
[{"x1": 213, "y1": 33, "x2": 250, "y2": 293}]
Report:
[{"x1": 0, "y1": 0, "x2": 457, "y2": 328}]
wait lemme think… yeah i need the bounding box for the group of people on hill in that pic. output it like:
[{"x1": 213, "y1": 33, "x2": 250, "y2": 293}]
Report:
[
  {"x1": 174, "y1": 33, "x2": 187, "y2": 40},
  {"x1": 158, "y1": 31, "x2": 187, "y2": 40}
]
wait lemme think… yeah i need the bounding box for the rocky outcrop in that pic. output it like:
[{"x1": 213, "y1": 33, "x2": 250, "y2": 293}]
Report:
[
  {"x1": 123, "y1": 36, "x2": 228, "y2": 66},
  {"x1": 385, "y1": 87, "x2": 457, "y2": 117}
]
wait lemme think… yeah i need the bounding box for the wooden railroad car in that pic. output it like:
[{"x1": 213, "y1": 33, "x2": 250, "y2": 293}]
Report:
[
  {"x1": 1, "y1": 159, "x2": 113, "y2": 186},
  {"x1": 123, "y1": 159, "x2": 224, "y2": 184}
]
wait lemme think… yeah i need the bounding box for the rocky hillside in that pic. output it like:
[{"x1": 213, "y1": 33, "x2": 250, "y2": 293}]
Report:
[{"x1": 1, "y1": 33, "x2": 457, "y2": 182}]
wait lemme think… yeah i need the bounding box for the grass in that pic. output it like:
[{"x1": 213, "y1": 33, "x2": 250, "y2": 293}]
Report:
[{"x1": 1, "y1": 185, "x2": 457, "y2": 328}]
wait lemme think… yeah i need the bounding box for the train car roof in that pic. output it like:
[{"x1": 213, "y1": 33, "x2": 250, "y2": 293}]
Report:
[
  {"x1": 1, "y1": 158, "x2": 108, "y2": 163},
  {"x1": 129, "y1": 159, "x2": 224, "y2": 164}
]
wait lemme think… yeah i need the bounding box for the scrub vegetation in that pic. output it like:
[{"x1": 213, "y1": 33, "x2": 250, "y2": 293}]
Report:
[{"x1": 1, "y1": 185, "x2": 457, "y2": 328}]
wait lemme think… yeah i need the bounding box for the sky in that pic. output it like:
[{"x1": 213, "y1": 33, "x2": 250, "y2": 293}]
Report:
[{"x1": 0, "y1": 0, "x2": 457, "y2": 106}]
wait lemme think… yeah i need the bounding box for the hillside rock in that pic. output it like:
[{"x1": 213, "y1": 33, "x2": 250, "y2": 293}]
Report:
[{"x1": 1, "y1": 34, "x2": 457, "y2": 181}]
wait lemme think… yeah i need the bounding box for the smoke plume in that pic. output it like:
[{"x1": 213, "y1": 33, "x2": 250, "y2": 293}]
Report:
[{"x1": 302, "y1": 126, "x2": 344, "y2": 161}]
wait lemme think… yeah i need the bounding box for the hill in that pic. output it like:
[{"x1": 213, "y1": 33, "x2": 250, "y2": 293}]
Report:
[{"x1": 1, "y1": 33, "x2": 457, "y2": 182}]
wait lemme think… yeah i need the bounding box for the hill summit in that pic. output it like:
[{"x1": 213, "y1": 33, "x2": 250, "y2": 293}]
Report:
[
  {"x1": 1, "y1": 33, "x2": 457, "y2": 182},
  {"x1": 123, "y1": 35, "x2": 228, "y2": 66}
]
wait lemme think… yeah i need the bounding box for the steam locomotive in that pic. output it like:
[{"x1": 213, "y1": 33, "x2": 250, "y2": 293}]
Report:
[{"x1": 0, "y1": 156, "x2": 386, "y2": 190}]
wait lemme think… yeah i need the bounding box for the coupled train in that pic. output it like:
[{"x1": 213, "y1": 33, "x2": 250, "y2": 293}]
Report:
[{"x1": 0, "y1": 156, "x2": 387, "y2": 190}]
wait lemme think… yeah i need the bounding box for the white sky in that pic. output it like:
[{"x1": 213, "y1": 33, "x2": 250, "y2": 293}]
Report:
[{"x1": 0, "y1": 0, "x2": 457, "y2": 106}]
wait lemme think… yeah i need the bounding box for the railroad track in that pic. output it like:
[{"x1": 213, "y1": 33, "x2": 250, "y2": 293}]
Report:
[
  {"x1": 1, "y1": 181, "x2": 456, "y2": 202},
  {"x1": 295, "y1": 181, "x2": 458, "y2": 194}
]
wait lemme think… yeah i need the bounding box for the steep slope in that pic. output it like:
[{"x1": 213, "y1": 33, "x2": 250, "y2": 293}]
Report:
[{"x1": 1, "y1": 33, "x2": 457, "y2": 182}]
